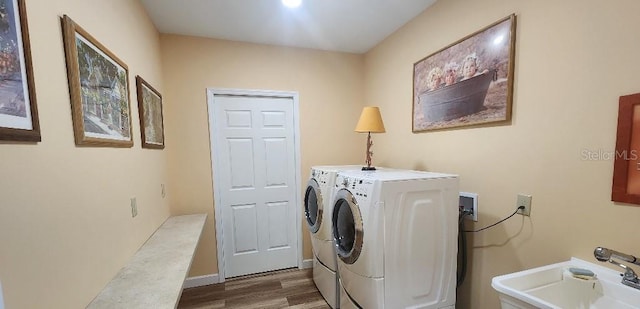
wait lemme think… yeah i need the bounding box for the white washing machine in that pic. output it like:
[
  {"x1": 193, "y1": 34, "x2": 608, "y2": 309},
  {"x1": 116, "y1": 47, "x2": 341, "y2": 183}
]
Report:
[
  {"x1": 331, "y1": 169, "x2": 459, "y2": 309},
  {"x1": 304, "y1": 165, "x2": 362, "y2": 308}
]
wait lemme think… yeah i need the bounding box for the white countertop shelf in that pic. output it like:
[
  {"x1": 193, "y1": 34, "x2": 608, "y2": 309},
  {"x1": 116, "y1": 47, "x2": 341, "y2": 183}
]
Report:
[{"x1": 87, "y1": 214, "x2": 207, "y2": 309}]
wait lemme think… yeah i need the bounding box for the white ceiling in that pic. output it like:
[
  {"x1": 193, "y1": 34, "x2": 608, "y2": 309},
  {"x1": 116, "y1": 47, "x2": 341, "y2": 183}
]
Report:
[{"x1": 140, "y1": 0, "x2": 437, "y2": 54}]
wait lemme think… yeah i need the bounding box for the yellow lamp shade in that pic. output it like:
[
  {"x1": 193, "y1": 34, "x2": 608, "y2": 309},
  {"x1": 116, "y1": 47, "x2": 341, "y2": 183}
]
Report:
[{"x1": 355, "y1": 107, "x2": 386, "y2": 133}]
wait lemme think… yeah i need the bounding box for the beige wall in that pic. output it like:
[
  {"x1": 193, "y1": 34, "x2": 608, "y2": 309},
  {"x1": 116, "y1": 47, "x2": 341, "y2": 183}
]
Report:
[
  {"x1": 160, "y1": 35, "x2": 364, "y2": 275},
  {"x1": 0, "y1": 0, "x2": 168, "y2": 308},
  {"x1": 4, "y1": 0, "x2": 639, "y2": 307},
  {"x1": 364, "y1": 0, "x2": 640, "y2": 307}
]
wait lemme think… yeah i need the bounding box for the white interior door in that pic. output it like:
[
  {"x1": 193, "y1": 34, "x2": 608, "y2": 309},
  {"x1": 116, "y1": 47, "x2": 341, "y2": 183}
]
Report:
[{"x1": 209, "y1": 90, "x2": 300, "y2": 279}]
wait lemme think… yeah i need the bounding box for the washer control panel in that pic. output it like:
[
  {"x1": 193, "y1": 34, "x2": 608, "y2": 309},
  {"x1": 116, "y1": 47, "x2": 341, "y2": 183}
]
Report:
[
  {"x1": 335, "y1": 174, "x2": 376, "y2": 205},
  {"x1": 311, "y1": 168, "x2": 334, "y2": 187}
]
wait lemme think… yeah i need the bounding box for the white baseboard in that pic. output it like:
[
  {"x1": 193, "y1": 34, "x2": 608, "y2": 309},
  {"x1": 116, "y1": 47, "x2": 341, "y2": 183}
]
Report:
[
  {"x1": 186, "y1": 261, "x2": 312, "y2": 288},
  {"x1": 301, "y1": 259, "x2": 313, "y2": 269},
  {"x1": 183, "y1": 274, "x2": 219, "y2": 289}
]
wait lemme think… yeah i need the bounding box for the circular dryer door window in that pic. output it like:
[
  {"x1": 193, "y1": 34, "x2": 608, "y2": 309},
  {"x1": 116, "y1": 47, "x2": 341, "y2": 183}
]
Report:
[
  {"x1": 304, "y1": 179, "x2": 323, "y2": 233},
  {"x1": 332, "y1": 188, "x2": 363, "y2": 264}
]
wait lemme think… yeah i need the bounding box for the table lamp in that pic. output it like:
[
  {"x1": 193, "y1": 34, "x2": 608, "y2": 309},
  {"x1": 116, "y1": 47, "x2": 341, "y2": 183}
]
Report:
[{"x1": 355, "y1": 106, "x2": 386, "y2": 170}]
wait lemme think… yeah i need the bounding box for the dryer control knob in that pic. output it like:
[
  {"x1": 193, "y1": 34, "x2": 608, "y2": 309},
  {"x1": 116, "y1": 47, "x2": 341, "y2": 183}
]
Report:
[{"x1": 342, "y1": 178, "x2": 349, "y2": 187}]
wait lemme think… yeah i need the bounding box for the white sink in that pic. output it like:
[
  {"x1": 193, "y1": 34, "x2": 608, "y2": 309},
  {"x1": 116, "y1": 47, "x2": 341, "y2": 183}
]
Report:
[{"x1": 492, "y1": 257, "x2": 640, "y2": 309}]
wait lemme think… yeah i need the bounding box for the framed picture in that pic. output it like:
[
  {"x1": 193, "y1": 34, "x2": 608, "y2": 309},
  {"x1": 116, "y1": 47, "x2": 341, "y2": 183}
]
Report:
[
  {"x1": 413, "y1": 14, "x2": 516, "y2": 132},
  {"x1": 61, "y1": 15, "x2": 132, "y2": 147},
  {"x1": 612, "y1": 93, "x2": 640, "y2": 206},
  {"x1": 136, "y1": 76, "x2": 164, "y2": 149},
  {"x1": 0, "y1": 0, "x2": 40, "y2": 142}
]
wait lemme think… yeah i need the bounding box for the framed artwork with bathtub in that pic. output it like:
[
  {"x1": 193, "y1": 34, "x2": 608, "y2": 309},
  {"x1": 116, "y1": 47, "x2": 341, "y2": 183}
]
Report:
[
  {"x1": 412, "y1": 14, "x2": 516, "y2": 132},
  {"x1": 612, "y1": 92, "x2": 640, "y2": 206}
]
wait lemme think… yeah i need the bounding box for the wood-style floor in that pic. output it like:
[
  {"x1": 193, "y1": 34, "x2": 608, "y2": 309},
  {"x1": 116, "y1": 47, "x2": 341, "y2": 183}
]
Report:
[{"x1": 178, "y1": 268, "x2": 331, "y2": 309}]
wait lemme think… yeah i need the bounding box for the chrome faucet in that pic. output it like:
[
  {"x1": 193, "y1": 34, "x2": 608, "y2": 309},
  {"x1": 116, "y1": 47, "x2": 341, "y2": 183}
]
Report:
[{"x1": 594, "y1": 247, "x2": 640, "y2": 290}]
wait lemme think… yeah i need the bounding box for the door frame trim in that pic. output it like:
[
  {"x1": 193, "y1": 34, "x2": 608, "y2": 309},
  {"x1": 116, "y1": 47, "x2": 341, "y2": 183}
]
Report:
[{"x1": 206, "y1": 88, "x2": 303, "y2": 283}]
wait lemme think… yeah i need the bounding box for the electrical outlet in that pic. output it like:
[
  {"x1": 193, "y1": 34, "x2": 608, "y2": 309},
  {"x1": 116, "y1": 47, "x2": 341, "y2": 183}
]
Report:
[
  {"x1": 130, "y1": 197, "x2": 138, "y2": 218},
  {"x1": 517, "y1": 194, "x2": 532, "y2": 216},
  {"x1": 459, "y1": 192, "x2": 478, "y2": 221}
]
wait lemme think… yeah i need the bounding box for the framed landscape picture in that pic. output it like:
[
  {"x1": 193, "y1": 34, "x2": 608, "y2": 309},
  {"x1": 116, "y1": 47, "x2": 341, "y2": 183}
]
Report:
[
  {"x1": 0, "y1": 0, "x2": 40, "y2": 142},
  {"x1": 136, "y1": 76, "x2": 164, "y2": 149},
  {"x1": 61, "y1": 15, "x2": 132, "y2": 147},
  {"x1": 413, "y1": 14, "x2": 516, "y2": 132}
]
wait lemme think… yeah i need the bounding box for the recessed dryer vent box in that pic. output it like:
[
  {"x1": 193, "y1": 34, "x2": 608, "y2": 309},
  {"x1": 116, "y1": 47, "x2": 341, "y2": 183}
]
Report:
[{"x1": 459, "y1": 192, "x2": 478, "y2": 222}]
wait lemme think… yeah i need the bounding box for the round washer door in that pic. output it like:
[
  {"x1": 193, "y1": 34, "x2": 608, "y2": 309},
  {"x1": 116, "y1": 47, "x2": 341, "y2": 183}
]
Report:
[
  {"x1": 332, "y1": 188, "x2": 363, "y2": 264},
  {"x1": 304, "y1": 179, "x2": 323, "y2": 233}
]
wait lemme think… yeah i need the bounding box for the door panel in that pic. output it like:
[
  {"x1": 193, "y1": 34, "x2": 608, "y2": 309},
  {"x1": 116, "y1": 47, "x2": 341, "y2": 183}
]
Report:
[
  {"x1": 231, "y1": 204, "x2": 259, "y2": 254},
  {"x1": 264, "y1": 138, "x2": 287, "y2": 186},
  {"x1": 227, "y1": 138, "x2": 255, "y2": 189},
  {"x1": 262, "y1": 111, "x2": 286, "y2": 127},
  {"x1": 226, "y1": 110, "x2": 252, "y2": 127},
  {"x1": 267, "y1": 201, "x2": 290, "y2": 249},
  {"x1": 213, "y1": 94, "x2": 298, "y2": 278}
]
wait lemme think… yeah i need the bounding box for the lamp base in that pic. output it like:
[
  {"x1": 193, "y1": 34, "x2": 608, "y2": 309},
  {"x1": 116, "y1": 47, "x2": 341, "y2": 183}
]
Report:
[{"x1": 361, "y1": 166, "x2": 376, "y2": 171}]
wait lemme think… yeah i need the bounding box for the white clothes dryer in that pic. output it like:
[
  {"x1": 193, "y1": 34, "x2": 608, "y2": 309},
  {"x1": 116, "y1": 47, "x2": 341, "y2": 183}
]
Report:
[
  {"x1": 332, "y1": 169, "x2": 459, "y2": 309},
  {"x1": 304, "y1": 165, "x2": 361, "y2": 308}
]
